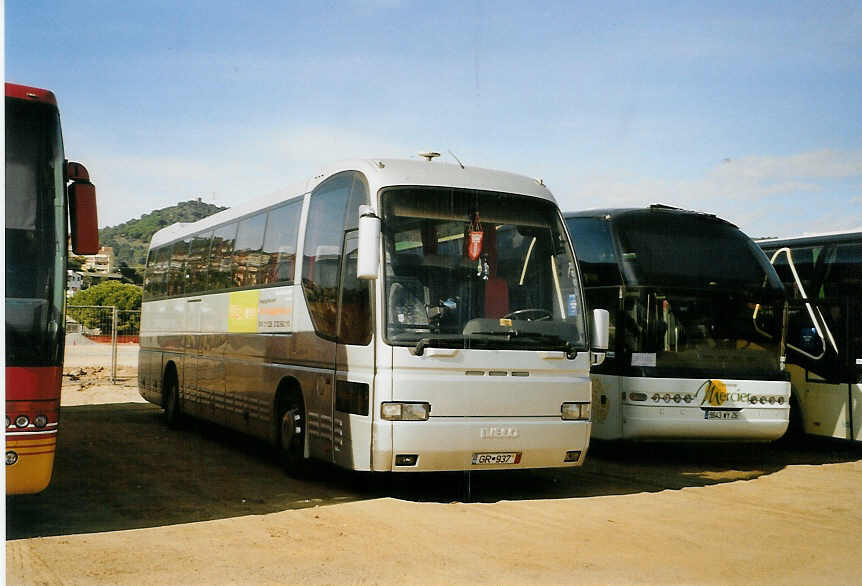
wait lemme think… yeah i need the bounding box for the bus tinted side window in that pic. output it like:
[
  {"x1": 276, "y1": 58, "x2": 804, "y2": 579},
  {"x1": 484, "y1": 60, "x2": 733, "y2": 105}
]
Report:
[
  {"x1": 770, "y1": 245, "x2": 822, "y2": 297},
  {"x1": 302, "y1": 174, "x2": 353, "y2": 338},
  {"x1": 151, "y1": 246, "x2": 172, "y2": 298},
  {"x1": 209, "y1": 223, "x2": 238, "y2": 291},
  {"x1": 338, "y1": 174, "x2": 371, "y2": 345},
  {"x1": 167, "y1": 239, "x2": 190, "y2": 296},
  {"x1": 233, "y1": 213, "x2": 267, "y2": 288},
  {"x1": 142, "y1": 248, "x2": 158, "y2": 300},
  {"x1": 187, "y1": 231, "x2": 213, "y2": 293},
  {"x1": 260, "y1": 201, "x2": 302, "y2": 285},
  {"x1": 822, "y1": 244, "x2": 862, "y2": 297}
]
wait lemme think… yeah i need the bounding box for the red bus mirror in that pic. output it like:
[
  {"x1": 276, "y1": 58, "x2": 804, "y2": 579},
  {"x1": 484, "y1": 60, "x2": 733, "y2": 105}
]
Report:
[
  {"x1": 69, "y1": 181, "x2": 99, "y2": 254},
  {"x1": 66, "y1": 160, "x2": 90, "y2": 182}
]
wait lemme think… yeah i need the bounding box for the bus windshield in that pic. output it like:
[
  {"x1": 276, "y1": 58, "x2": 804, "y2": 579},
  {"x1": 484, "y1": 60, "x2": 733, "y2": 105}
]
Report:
[
  {"x1": 621, "y1": 287, "x2": 785, "y2": 378},
  {"x1": 5, "y1": 98, "x2": 66, "y2": 367},
  {"x1": 381, "y1": 187, "x2": 586, "y2": 352},
  {"x1": 614, "y1": 212, "x2": 783, "y2": 290},
  {"x1": 613, "y1": 213, "x2": 786, "y2": 378}
]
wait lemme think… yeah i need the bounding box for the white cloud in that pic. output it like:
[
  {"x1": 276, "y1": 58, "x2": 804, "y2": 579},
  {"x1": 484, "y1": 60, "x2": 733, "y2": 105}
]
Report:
[
  {"x1": 90, "y1": 125, "x2": 413, "y2": 226},
  {"x1": 554, "y1": 149, "x2": 862, "y2": 237},
  {"x1": 710, "y1": 150, "x2": 862, "y2": 182}
]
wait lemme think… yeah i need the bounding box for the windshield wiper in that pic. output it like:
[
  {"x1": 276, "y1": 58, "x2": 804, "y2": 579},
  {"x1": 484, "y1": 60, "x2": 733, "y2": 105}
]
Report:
[{"x1": 466, "y1": 330, "x2": 580, "y2": 357}]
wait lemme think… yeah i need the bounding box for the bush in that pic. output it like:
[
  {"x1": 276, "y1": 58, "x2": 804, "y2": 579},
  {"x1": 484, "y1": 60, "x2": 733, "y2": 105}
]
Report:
[
  {"x1": 67, "y1": 281, "x2": 142, "y2": 332},
  {"x1": 68, "y1": 280, "x2": 142, "y2": 310}
]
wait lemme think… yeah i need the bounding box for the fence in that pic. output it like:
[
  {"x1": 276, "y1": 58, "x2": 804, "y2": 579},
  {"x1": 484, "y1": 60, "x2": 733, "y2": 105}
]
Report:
[{"x1": 65, "y1": 305, "x2": 141, "y2": 383}]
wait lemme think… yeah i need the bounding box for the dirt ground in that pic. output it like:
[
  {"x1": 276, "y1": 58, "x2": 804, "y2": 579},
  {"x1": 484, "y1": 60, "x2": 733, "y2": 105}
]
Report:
[{"x1": 6, "y1": 364, "x2": 862, "y2": 585}]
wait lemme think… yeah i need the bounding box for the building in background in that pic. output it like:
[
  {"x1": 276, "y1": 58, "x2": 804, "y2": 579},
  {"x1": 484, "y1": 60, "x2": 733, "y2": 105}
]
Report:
[
  {"x1": 66, "y1": 270, "x2": 83, "y2": 296},
  {"x1": 81, "y1": 246, "x2": 116, "y2": 274}
]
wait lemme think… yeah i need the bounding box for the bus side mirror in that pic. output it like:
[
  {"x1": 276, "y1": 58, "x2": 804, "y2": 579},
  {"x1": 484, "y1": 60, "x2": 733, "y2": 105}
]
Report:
[
  {"x1": 357, "y1": 205, "x2": 380, "y2": 280},
  {"x1": 591, "y1": 308, "x2": 610, "y2": 366},
  {"x1": 68, "y1": 170, "x2": 99, "y2": 255}
]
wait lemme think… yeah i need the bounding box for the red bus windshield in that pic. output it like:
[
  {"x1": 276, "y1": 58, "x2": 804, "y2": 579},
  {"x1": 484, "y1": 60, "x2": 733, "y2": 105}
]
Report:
[{"x1": 5, "y1": 96, "x2": 67, "y2": 367}]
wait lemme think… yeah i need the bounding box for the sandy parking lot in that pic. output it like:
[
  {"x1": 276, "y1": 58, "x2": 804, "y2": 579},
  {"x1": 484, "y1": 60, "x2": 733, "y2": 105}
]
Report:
[{"x1": 6, "y1": 360, "x2": 862, "y2": 584}]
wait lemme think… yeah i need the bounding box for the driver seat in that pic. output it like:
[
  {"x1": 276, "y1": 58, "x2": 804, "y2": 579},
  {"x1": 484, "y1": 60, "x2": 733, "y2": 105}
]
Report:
[{"x1": 485, "y1": 277, "x2": 509, "y2": 318}]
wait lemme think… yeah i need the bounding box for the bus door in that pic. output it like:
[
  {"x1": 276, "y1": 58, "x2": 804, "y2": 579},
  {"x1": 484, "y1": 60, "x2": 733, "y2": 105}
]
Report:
[
  {"x1": 850, "y1": 295, "x2": 862, "y2": 441},
  {"x1": 785, "y1": 239, "x2": 862, "y2": 439},
  {"x1": 333, "y1": 231, "x2": 375, "y2": 469},
  {"x1": 792, "y1": 295, "x2": 852, "y2": 439},
  {"x1": 825, "y1": 242, "x2": 862, "y2": 441}
]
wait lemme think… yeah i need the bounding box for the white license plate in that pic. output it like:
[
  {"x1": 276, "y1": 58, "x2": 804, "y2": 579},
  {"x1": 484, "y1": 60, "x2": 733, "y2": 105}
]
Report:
[
  {"x1": 706, "y1": 410, "x2": 740, "y2": 420},
  {"x1": 472, "y1": 452, "x2": 522, "y2": 465}
]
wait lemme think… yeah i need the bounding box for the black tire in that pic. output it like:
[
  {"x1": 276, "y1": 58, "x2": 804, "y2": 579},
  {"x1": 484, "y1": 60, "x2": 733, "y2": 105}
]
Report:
[
  {"x1": 163, "y1": 370, "x2": 182, "y2": 428},
  {"x1": 278, "y1": 392, "x2": 306, "y2": 476},
  {"x1": 786, "y1": 394, "x2": 804, "y2": 440}
]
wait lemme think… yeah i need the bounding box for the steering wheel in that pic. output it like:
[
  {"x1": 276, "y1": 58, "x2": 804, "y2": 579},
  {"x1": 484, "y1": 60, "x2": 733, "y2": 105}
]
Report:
[{"x1": 503, "y1": 308, "x2": 553, "y2": 322}]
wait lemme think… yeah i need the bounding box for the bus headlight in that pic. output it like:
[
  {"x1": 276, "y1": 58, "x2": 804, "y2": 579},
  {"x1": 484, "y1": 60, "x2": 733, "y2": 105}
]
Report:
[
  {"x1": 14, "y1": 415, "x2": 30, "y2": 428},
  {"x1": 34, "y1": 415, "x2": 48, "y2": 428},
  {"x1": 561, "y1": 402, "x2": 590, "y2": 421},
  {"x1": 381, "y1": 402, "x2": 430, "y2": 421}
]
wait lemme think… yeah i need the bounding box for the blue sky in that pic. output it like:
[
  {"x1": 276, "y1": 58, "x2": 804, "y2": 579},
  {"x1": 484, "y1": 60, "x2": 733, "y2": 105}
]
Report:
[{"x1": 7, "y1": 1, "x2": 862, "y2": 238}]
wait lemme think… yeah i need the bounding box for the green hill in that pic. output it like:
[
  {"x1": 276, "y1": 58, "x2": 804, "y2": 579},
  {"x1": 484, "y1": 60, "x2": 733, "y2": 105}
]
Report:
[{"x1": 99, "y1": 199, "x2": 227, "y2": 267}]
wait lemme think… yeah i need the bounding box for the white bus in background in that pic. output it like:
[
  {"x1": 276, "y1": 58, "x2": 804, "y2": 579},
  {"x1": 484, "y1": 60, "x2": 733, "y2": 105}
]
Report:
[
  {"x1": 758, "y1": 229, "x2": 862, "y2": 441},
  {"x1": 565, "y1": 206, "x2": 790, "y2": 441},
  {"x1": 139, "y1": 155, "x2": 609, "y2": 473}
]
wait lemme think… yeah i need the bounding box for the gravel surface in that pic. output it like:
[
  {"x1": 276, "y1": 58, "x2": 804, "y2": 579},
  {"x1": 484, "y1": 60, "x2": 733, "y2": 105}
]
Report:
[{"x1": 6, "y1": 361, "x2": 862, "y2": 584}]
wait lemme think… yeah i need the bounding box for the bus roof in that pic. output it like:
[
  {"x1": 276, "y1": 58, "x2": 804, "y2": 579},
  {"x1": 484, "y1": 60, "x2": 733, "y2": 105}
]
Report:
[
  {"x1": 564, "y1": 205, "x2": 736, "y2": 228},
  {"x1": 149, "y1": 158, "x2": 555, "y2": 249},
  {"x1": 5, "y1": 83, "x2": 58, "y2": 107},
  {"x1": 756, "y1": 228, "x2": 862, "y2": 249}
]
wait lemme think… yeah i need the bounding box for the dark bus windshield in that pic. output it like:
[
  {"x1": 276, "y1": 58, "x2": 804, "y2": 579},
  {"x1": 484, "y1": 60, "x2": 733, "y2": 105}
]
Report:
[
  {"x1": 382, "y1": 187, "x2": 586, "y2": 352},
  {"x1": 614, "y1": 212, "x2": 783, "y2": 290},
  {"x1": 5, "y1": 97, "x2": 66, "y2": 366},
  {"x1": 567, "y1": 211, "x2": 786, "y2": 379}
]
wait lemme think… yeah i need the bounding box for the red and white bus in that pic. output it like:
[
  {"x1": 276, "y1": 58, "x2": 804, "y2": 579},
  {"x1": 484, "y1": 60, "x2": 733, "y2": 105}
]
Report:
[{"x1": 5, "y1": 82, "x2": 99, "y2": 494}]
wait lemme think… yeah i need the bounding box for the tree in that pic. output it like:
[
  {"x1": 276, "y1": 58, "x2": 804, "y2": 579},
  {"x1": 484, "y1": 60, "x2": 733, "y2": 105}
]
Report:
[
  {"x1": 118, "y1": 262, "x2": 144, "y2": 285},
  {"x1": 67, "y1": 255, "x2": 86, "y2": 271},
  {"x1": 68, "y1": 280, "x2": 142, "y2": 309},
  {"x1": 67, "y1": 281, "x2": 142, "y2": 333}
]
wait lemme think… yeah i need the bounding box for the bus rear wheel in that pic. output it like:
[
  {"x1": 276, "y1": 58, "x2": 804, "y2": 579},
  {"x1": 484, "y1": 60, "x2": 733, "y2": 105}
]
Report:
[
  {"x1": 163, "y1": 371, "x2": 182, "y2": 428},
  {"x1": 278, "y1": 396, "x2": 306, "y2": 476}
]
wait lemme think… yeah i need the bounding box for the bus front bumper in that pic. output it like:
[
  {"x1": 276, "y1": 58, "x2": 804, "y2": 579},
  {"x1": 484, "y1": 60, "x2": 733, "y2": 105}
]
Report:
[
  {"x1": 5, "y1": 434, "x2": 56, "y2": 494},
  {"x1": 372, "y1": 417, "x2": 591, "y2": 472},
  {"x1": 621, "y1": 404, "x2": 789, "y2": 441}
]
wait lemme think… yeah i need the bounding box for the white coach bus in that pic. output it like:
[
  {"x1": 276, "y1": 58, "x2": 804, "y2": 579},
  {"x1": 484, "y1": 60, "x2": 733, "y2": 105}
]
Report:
[
  {"x1": 139, "y1": 156, "x2": 609, "y2": 473},
  {"x1": 758, "y1": 229, "x2": 862, "y2": 441},
  {"x1": 565, "y1": 206, "x2": 790, "y2": 441}
]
